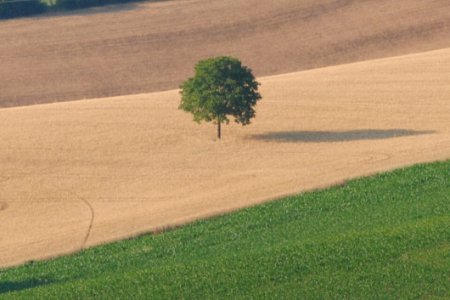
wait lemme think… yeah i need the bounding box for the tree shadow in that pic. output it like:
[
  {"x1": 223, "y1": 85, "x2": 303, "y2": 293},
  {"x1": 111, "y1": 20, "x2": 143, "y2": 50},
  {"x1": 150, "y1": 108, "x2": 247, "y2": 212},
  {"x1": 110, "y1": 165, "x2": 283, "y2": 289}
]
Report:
[
  {"x1": 0, "y1": 277, "x2": 56, "y2": 294},
  {"x1": 250, "y1": 129, "x2": 435, "y2": 143}
]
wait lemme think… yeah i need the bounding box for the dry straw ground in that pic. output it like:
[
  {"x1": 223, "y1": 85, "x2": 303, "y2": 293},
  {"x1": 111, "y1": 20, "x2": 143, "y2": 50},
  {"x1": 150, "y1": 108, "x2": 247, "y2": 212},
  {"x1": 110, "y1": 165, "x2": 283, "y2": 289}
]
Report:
[
  {"x1": 0, "y1": 48, "x2": 449, "y2": 267},
  {"x1": 1, "y1": 0, "x2": 450, "y2": 107}
]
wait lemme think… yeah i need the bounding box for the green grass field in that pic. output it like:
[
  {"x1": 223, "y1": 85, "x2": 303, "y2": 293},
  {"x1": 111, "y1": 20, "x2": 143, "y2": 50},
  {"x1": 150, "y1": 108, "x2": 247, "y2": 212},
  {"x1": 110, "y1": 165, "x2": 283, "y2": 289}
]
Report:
[{"x1": 1, "y1": 160, "x2": 449, "y2": 299}]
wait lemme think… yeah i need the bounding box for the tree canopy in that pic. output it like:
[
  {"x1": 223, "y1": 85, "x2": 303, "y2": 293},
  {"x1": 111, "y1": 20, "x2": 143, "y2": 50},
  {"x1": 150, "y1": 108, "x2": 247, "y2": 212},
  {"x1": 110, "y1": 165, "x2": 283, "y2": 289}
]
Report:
[{"x1": 179, "y1": 56, "x2": 261, "y2": 139}]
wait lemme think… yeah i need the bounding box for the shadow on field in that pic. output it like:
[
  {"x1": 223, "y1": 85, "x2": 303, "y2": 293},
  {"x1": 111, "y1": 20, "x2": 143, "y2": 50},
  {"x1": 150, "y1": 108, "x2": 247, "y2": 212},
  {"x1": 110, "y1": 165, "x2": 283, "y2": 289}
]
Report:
[
  {"x1": 60, "y1": 2, "x2": 144, "y2": 16},
  {"x1": 0, "y1": 278, "x2": 56, "y2": 294},
  {"x1": 251, "y1": 129, "x2": 435, "y2": 143}
]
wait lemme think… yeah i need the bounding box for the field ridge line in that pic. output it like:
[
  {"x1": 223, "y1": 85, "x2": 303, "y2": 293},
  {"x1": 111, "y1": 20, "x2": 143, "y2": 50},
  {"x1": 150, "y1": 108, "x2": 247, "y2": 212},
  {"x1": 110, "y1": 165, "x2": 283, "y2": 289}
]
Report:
[{"x1": 78, "y1": 195, "x2": 95, "y2": 248}]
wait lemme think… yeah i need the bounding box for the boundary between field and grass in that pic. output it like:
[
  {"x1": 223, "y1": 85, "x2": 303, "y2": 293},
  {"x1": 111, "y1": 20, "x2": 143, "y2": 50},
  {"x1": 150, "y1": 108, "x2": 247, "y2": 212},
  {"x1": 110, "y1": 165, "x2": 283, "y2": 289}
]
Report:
[{"x1": 0, "y1": 159, "x2": 448, "y2": 298}]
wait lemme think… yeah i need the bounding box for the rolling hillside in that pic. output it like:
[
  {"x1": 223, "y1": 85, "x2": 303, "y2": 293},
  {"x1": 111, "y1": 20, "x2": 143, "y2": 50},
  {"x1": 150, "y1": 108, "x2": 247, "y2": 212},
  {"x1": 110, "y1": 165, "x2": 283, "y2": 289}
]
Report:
[
  {"x1": 0, "y1": 48, "x2": 449, "y2": 267},
  {"x1": 1, "y1": 160, "x2": 449, "y2": 298},
  {"x1": 0, "y1": 0, "x2": 450, "y2": 107}
]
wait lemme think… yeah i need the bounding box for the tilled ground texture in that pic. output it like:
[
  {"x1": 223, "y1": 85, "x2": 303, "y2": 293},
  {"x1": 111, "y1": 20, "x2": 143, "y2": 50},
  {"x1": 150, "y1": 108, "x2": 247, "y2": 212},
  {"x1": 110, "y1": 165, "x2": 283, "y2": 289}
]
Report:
[{"x1": 1, "y1": 0, "x2": 450, "y2": 107}]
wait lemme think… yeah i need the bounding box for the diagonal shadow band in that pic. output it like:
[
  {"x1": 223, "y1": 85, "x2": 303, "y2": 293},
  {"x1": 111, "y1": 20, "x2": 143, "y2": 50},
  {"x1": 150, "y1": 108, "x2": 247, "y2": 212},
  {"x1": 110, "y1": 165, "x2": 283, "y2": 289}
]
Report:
[
  {"x1": 0, "y1": 277, "x2": 57, "y2": 294},
  {"x1": 250, "y1": 129, "x2": 436, "y2": 143},
  {"x1": 59, "y1": 0, "x2": 171, "y2": 17}
]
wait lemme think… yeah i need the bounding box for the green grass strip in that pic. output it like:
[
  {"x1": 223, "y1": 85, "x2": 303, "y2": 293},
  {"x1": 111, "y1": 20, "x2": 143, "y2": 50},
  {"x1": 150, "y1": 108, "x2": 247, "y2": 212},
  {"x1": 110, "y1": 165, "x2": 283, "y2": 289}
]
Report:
[{"x1": 1, "y1": 160, "x2": 449, "y2": 299}]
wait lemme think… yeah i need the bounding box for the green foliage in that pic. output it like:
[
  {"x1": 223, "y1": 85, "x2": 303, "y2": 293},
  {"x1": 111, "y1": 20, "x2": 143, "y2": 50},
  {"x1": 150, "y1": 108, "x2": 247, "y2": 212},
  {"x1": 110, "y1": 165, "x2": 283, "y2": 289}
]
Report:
[
  {"x1": 41, "y1": 0, "x2": 57, "y2": 6},
  {"x1": 0, "y1": 160, "x2": 449, "y2": 299},
  {"x1": 180, "y1": 56, "x2": 261, "y2": 137}
]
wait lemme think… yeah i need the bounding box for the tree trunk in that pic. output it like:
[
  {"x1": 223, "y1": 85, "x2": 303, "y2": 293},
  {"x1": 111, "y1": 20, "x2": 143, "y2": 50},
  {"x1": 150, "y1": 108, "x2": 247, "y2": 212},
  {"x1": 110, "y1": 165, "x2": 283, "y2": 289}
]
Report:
[{"x1": 217, "y1": 118, "x2": 221, "y2": 139}]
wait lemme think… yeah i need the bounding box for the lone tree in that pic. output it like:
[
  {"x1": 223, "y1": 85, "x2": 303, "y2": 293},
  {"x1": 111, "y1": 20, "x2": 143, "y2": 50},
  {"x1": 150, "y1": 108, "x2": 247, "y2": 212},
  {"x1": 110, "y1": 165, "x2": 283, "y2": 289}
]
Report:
[{"x1": 179, "y1": 56, "x2": 261, "y2": 139}]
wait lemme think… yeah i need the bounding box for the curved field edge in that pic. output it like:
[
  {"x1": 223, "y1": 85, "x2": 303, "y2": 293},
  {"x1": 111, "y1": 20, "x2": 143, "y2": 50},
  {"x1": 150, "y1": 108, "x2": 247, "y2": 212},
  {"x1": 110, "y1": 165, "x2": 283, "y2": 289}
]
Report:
[
  {"x1": 1, "y1": 160, "x2": 449, "y2": 299},
  {"x1": 1, "y1": 46, "x2": 449, "y2": 269}
]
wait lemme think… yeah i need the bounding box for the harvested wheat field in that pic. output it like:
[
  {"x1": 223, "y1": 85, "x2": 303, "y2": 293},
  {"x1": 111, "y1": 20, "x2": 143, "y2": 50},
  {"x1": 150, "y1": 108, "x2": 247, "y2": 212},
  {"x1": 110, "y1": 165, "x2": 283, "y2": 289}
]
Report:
[
  {"x1": 0, "y1": 48, "x2": 449, "y2": 267},
  {"x1": 1, "y1": 0, "x2": 450, "y2": 107}
]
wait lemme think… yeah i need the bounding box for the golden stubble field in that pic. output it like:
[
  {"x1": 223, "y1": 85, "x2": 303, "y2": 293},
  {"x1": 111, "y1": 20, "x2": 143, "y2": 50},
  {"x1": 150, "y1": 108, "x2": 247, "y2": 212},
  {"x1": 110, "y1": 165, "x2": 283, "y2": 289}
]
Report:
[
  {"x1": 1, "y1": 0, "x2": 450, "y2": 107},
  {"x1": 0, "y1": 48, "x2": 449, "y2": 267}
]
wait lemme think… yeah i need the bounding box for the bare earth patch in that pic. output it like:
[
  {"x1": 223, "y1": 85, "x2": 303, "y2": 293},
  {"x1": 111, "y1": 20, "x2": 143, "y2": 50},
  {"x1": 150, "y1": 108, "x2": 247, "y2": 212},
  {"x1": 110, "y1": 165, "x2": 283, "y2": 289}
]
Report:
[
  {"x1": 0, "y1": 0, "x2": 450, "y2": 107},
  {"x1": 0, "y1": 48, "x2": 449, "y2": 267}
]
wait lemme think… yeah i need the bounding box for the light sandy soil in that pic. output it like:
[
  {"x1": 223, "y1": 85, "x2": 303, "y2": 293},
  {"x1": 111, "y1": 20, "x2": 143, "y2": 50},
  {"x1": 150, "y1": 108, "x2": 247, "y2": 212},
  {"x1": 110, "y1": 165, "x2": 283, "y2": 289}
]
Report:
[
  {"x1": 0, "y1": 48, "x2": 449, "y2": 268},
  {"x1": 1, "y1": 0, "x2": 450, "y2": 107}
]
